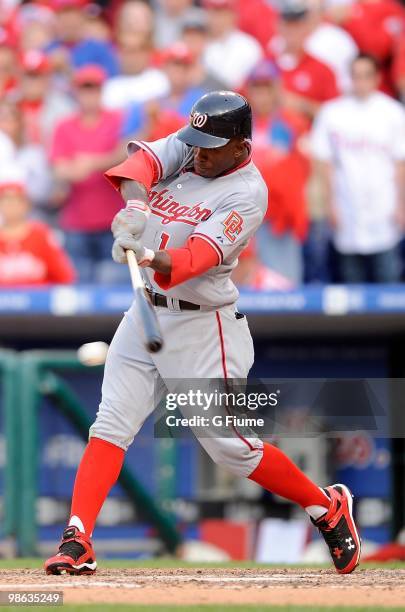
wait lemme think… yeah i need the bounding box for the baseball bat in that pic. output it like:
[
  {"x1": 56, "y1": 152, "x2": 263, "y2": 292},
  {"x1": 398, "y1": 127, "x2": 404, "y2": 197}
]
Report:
[{"x1": 126, "y1": 249, "x2": 164, "y2": 353}]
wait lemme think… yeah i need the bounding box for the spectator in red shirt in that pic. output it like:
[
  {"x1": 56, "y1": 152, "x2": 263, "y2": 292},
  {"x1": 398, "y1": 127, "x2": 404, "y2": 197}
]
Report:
[
  {"x1": 141, "y1": 101, "x2": 185, "y2": 141},
  {"x1": 0, "y1": 176, "x2": 75, "y2": 286},
  {"x1": 329, "y1": 0, "x2": 405, "y2": 95},
  {"x1": 268, "y1": 1, "x2": 339, "y2": 121},
  {"x1": 50, "y1": 65, "x2": 125, "y2": 282},
  {"x1": 246, "y1": 59, "x2": 309, "y2": 283},
  {"x1": 237, "y1": 0, "x2": 278, "y2": 50}
]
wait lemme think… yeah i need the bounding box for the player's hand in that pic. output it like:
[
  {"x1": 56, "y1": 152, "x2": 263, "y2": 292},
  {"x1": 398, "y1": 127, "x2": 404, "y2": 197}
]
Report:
[
  {"x1": 112, "y1": 234, "x2": 154, "y2": 267},
  {"x1": 111, "y1": 203, "x2": 150, "y2": 241}
]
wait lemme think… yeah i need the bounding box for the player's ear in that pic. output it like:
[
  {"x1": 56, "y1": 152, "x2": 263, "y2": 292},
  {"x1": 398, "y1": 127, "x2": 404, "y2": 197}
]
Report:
[{"x1": 234, "y1": 138, "x2": 245, "y2": 159}]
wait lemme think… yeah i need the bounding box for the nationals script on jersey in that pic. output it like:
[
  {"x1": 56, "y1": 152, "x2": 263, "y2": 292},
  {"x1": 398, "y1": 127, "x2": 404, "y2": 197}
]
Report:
[{"x1": 128, "y1": 133, "x2": 268, "y2": 307}]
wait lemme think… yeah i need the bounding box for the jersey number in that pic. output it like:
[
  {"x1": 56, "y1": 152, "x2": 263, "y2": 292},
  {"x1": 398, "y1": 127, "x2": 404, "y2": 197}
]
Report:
[
  {"x1": 159, "y1": 232, "x2": 170, "y2": 250},
  {"x1": 222, "y1": 211, "x2": 243, "y2": 243}
]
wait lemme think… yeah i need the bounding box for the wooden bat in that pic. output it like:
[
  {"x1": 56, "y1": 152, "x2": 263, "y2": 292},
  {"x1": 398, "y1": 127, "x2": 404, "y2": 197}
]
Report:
[{"x1": 126, "y1": 249, "x2": 164, "y2": 353}]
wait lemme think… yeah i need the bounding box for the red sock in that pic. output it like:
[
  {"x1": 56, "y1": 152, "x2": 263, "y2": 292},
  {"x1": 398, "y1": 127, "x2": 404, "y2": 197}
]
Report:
[
  {"x1": 249, "y1": 443, "x2": 330, "y2": 509},
  {"x1": 69, "y1": 437, "x2": 125, "y2": 536}
]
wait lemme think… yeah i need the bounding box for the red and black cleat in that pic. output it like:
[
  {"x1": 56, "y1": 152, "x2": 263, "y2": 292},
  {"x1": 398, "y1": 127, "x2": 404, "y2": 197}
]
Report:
[
  {"x1": 44, "y1": 526, "x2": 97, "y2": 575},
  {"x1": 312, "y1": 483, "x2": 361, "y2": 574}
]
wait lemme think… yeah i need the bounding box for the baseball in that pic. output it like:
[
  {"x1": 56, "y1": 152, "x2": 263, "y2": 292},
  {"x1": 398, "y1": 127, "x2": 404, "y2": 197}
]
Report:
[{"x1": 77, "y1": 341, "x2": 109, "y2": 366}]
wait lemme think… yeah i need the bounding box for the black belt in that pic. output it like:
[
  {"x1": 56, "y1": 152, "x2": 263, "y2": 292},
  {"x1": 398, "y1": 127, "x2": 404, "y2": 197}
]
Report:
[{"x1": 146, "y1": 288, "x2": 200, "y2": 311}]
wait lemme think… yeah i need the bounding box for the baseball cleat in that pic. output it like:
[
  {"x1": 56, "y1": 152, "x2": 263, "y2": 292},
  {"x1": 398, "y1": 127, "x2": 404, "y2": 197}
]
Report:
[
  {"x1": 312, "y1": 483, "x2": 361, "y2": 574},
  {"x1": 44, "y1": 526, "x2": 97, "y2": 575}
]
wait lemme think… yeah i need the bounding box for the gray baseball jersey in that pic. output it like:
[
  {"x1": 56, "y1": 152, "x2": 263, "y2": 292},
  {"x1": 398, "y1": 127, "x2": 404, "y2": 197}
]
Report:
[
  {"x1": 128, "y1": 133, "x2": 268, "y2": 307},
  {"x1": 89, "y1": 132, "x2": 268, "y2": 479}
]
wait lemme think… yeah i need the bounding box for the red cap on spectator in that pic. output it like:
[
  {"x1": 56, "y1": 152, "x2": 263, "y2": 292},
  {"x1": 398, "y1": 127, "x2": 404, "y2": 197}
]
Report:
[
  {"x1": 21, "y1": 50, "x2": 51, "y2": 75},
  {"x1": 162, "y1": 42, "x2": 193, "y2": 65},
  {"x1": 73, "y1": 64, "x2": 107, "y2": 86},
  {"x1": 51, "y1": 0, "x2": 88, "y2": 11},
  {"x1": 0, "y1": 182, "x2": 26, "y2": 197},
  {"x1": 202, "y1": 0, "x2": 236, "y2": 9}
]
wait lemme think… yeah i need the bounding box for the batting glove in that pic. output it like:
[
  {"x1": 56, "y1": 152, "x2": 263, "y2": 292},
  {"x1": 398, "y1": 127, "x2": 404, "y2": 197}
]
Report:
[
  {"x1": 111, "y1": 200, "x2": 150, "y2": 240},
  {"x1": 112, "y1": 233, "x2": 155, "y2": 267}
]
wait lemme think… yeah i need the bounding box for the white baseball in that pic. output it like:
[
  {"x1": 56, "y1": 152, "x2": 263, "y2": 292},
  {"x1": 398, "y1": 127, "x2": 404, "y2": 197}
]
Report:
[{"x1": 77, "y1": 341, "x2": 109, "y2": 366}]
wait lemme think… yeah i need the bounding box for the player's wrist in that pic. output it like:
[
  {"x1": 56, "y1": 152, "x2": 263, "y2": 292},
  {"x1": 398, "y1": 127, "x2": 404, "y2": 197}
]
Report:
[
  {"x1": 149, "y1": 250, "x2": 172, "y2": 275},
  {"x1": 138, "y1": 247, "x2": 155, "y2": 268},
  {"x1": 126, "y1": 199, "x2": 150, "y2": 216}
]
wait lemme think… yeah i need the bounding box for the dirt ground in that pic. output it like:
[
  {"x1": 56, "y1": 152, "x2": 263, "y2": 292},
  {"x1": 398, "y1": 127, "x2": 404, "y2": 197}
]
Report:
[{"x1": 0, "y1": 568, "x2": 405, "y2": 607}]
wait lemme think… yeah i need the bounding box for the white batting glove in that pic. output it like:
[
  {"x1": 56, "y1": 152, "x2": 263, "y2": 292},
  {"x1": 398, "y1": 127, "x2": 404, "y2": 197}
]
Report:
[
  {"x1": 111, "y1": 200, "x2": 150, "y2": 241},
  {"x1": 112, "y1": 233, "x2": 155, "y2": 267}
]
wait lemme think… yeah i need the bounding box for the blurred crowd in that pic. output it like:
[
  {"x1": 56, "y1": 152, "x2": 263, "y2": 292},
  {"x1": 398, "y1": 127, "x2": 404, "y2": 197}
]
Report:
[{"x1": 0, "y1": 0, "x2": 405, "y2": 288}]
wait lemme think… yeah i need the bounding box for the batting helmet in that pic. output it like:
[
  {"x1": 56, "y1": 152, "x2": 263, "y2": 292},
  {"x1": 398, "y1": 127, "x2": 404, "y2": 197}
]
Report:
[{"x1": 177, "y1": 90, "x2": 252, "y2": 149}]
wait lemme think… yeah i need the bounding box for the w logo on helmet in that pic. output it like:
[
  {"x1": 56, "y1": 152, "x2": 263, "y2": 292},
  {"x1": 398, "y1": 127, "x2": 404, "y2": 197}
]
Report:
[{"x1": 191, "y1": 112, "x2": 208, "y2": 128}]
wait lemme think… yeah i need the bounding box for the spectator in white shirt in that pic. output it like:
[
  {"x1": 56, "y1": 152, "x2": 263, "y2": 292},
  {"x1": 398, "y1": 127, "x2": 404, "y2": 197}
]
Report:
[
  {"x1": 0, "y1": 101, "x2": 53, "y2": 220},
  {"x1": 201, "y1": 0, "x2": 263, "y2": 89},
  {"x1": 102, "y1": 36, "x2": 169, "y2": 110},
  {"x1": 304, "y1": 1, "x2": 358, "y2": 92},
  {"x1": 311, "y1": 53, "x2": 405, "y2": 283},
  {"x1": 274, "y1": 0, "x2": 358, "y2": 93},
  {"x1": 0, "y1": 126, "x2": 15, "y2": 165},
  {"x1": 181, "y1": 9, "x2": 226, "y2": 90}
]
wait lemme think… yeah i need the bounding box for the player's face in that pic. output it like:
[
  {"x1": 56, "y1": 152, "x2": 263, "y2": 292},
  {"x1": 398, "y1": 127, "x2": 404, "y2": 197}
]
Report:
[{"x1": 193, "y1": 138, "x2": 246, "y2": 178}]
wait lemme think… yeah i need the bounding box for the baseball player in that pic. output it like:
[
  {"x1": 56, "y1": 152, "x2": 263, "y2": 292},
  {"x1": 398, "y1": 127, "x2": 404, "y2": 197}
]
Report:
[{"x1": 45, "y1": 91, "x2": 360, "y2": 575}]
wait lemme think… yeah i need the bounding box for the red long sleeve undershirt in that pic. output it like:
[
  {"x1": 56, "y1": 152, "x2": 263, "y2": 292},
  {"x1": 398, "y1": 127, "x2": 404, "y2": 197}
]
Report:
[
  {"x1": 104, "y1": 150, "x2": 221, "y2": 289},
  {"x1": 154, "y1": 236, "x2": 220, "y2": 289},
  {"x1": 105, "y1": 149, "x2": 158, "y2": 191}
]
